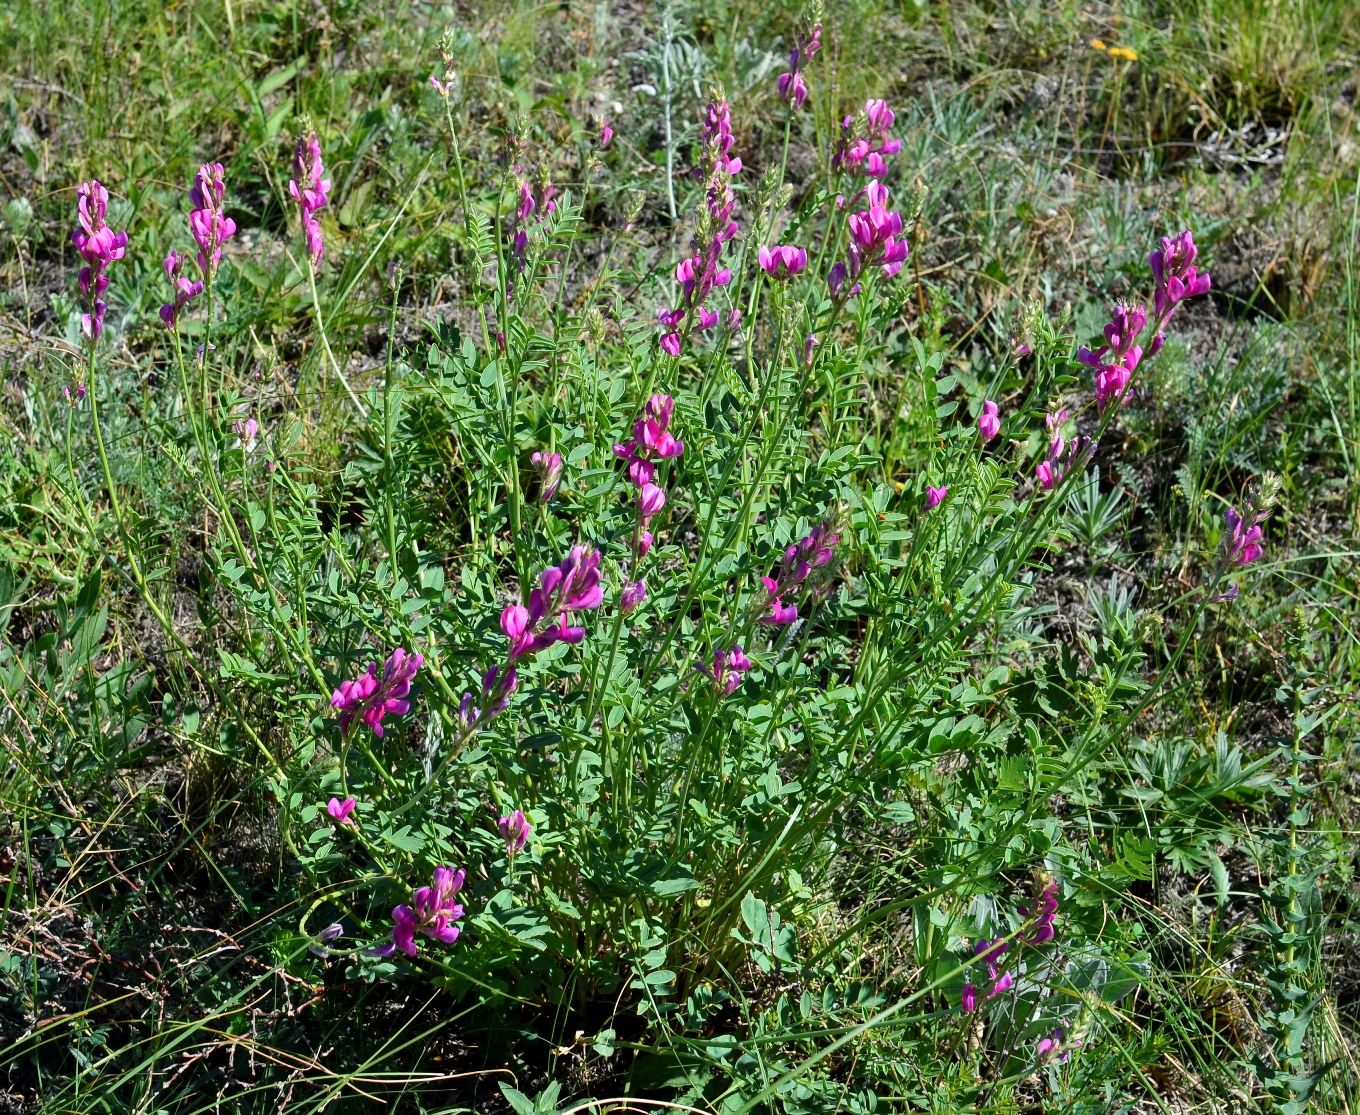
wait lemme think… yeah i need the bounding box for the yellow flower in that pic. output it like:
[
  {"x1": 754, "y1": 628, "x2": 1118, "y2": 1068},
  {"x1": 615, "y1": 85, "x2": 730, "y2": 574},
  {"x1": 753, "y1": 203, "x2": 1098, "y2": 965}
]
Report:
[
  {"x1": 1090, "y1": 38, "x2": 1107, "y2": 50},
  {"x1": 1108, "y1": 46, "x2": 1139, "y2": 62}
]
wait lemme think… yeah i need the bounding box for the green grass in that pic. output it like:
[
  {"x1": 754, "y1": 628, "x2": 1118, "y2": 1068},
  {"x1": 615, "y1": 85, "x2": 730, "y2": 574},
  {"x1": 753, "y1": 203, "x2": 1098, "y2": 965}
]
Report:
[{"x1": 2, "y1": 0, "x2": 1359, "y2": 1112}]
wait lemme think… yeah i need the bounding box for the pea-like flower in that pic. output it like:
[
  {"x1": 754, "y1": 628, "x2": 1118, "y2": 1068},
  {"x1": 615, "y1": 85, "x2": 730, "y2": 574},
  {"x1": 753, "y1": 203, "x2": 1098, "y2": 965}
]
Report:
[
  {"x1": 925, "y1": 485, "x2": 948, "y2": 509},
  {"x1": 499, "y1": 810, "x2": 531, "y2": 856},
  {"x1": 289, "y1": 130, "x2": 331, "y2": 266},
  {"x1": 530, "y1": 450, "x2": 563, "y2": 503},
  {"x1": 617, "y1": 580, "x2": 645, "y2": 613},
  {"x1": 758, "y1": 244, "x2": 808, "y2": 278},
  {"x1": 834, "y1": 98, "x2": 902, "y2": 178},
  {"x1": 372, "y1": 866, "x2": 466, "y2": 959},
  {"x1": 71, "y1": 180, "x2": 128, "y2": 344},
  {"x1": 1150, "y1": 229, "x2": 1211, "y2": 320},
  {"x1": 187, "y1": 162, "x2": 236, "y2": 279},
  {"x1": 977, "y1": 399, "x2": 1000, "y2": 442},
  {"x1": 159, "y1": 250, "x2": 204, "y2": 329},
  {"x1": 699, "y1": 645, "x2": 753, "y2": 696},
  {"x1": 330, "y1": 647, "x2": 424, "y2": 737},
  {"x1": 500, "y1": 547, "x2": 605, "y2": 663},
  {"x1": 1222, "y1": 505, "x2": 1265, "y2": 566},
  {"x1": 776, "y1": 20, "x2": 821, "y2": 110},
  {"x1": 327, "y1": 796, "x2": 357, "y2": 825}
]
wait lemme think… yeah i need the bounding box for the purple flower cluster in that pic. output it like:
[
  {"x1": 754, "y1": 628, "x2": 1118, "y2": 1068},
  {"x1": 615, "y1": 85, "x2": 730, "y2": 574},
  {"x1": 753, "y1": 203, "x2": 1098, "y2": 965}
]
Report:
[
  {"x1": 960, "y1": 878, "x2": 1061, "y2": 1015},
  {"x1": 960, "y1": 937, "x2": 1013, "y2": 1013},
  {"x1": 658, "y1": 101, "x2": 741, "y2": 356},
  {"x1": 373, "y1": 866, "x2": 465, "y2": 959},
  {"x1": 828, "y1": 182, "x2": 909, "y2": 298},
  {"x1": 501, "y1": 546, "x2": 604, "y2": 661},
  {"x1": 1034, "y1": 410, "x2": 1094, "y2": 491},
  {"x1": 530, "y1": 449, "x2": 563, "y2": 504},
  {"x1": 1082, "y1": 229, "x2": 1210, "y2": 411},
  {"x1": 698, "y1": 645, "x2": 753, "y2": 696},
  {"x1": 1222, "y1": 505, "x2": 1265, "y2": 567},
  {"x1": 614, "y1": 394, "x2": 684, "y2": 557},
  {"x1": 188, "y1": 162, "x2": 237, "y2": 279},
  {"x1": 509, "y1": 171, "x2": 558, "y2": 300},
  {"x1": 977, "y1": 399, "x2": 1001, "y2": 442},
  {"x1": 160, "y1": 250, "x2": 204, "y2": 329},
  {"x1": 499, "y1": 810, "x2": 531, "y2": 856},
  {"x1": 1150, "y1": 230, "x2": 1212, "y2": 321},
  {"x1": 758, "y1": 243, "x2": 808, "y2": 279},
  {"x1": 1078, "y1": 302, "x2": 1155, "y2": 410},
  {"x1": 760, "y1": 521, "x2": 840, "y2": 626},
  {"x1": 159, "y1": 163, "x2": 236, "y2": 329},
  {"x1": 331, "y1": 647, "x2": 424, "y2": 737},
  {"x1": 776, "y1": 20, "x2": 822, "y2": 110},
  {"x1": 834, "y1": 99, "x2": 902, "y2": 178},
  {"x1": 459, "y1": 546, "x2": 604, "y2": 729},
  {"x1": 289, "y1": 131, "x2": 331, "y2": 266},
  {"x1": 71, "y1": 180, "x2": 128, "y2": 344}
]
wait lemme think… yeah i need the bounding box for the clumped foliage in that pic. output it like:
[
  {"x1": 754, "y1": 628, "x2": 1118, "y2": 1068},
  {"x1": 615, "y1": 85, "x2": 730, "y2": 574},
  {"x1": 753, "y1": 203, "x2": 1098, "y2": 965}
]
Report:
[{"x1": 2, "y1": 1, "x2": 1358, "y2": 1113}]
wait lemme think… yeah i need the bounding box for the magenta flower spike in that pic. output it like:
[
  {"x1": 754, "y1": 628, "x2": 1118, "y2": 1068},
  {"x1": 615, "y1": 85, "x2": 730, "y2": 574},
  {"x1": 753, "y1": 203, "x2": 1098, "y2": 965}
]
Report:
[
  {"x1": 71, "y1": 180, "x2": 128, "y2": 344},
  {"x1": 1149, "y1": 229, "x2": 1212, "y2": 320},
  {"x1": 758, "y1": 244, "x2": 809, "y2": 278},
  {"x1": 327, "y1": 796, "x2": 357, "y2": 825},
  {"x1": 330, "y1": 647, "x2": 424, "y2": 737},
  {"x1": 289, "y1": 131, "x2": 331, "y2": 267},
  {"x1": 530, "y1": 449, "x2": 563, "y2": 503},
  {"x1": 925, "y1": 485, "x2": 948, "y2": 510},
  {"x1": 978, "y1": 399, "x2": 1000, "y2": 442},
  {"x1": 699, "y1": 645, "x2": 754, "y2": 696},
  {"x1": 372, "y1": 866, "x2": 466, "y2": 958},
  {"x1": 497, "y1": 546, "x2": 607, "y2": 667},
  {"x1": 498, "y1": 810, "x2": 532, "y2": 856},
  {"x1": 1079, "y1": 301, "x2": 1148, "y2": 410},
  {"x1": 621, "y1": 579, "x2": 647, "y2": 612},
  {"x1": 1223, "y1": 506, "x2": 1265, "y2": 566},
  {"x1": 829, "y1": 181, "x2": 909, "y2": 299},
  {"x1": 775, "y1": 20, "x2": 821, "y2": 110},
  {"x1": 1020, "y1": 879, "x2": 1060, "y2": 944},
  {"x1": 759, "y1": 576, "x2": 798, "y2": 626},
  {"x1": 656, "y1": 100, "x2": 740, "y2": 355},
  {"x1": 159, "y1": 250, "x2": 204, "y2": 329},
  {"x1": 834, "y1": 98, "x2": 902, "y2": 178},
  {"x1": 187, "y1": 162, "x2": 237, "y2": 279}
]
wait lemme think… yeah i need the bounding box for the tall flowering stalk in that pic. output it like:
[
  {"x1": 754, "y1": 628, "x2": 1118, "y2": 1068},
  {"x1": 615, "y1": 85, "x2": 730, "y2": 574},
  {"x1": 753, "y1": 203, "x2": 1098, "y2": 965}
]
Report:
[
  {"x1": 331, "y1": 648, "x2": 424, "y2": 737},
  {"x1": 372, "y1": 866, "x2": 466, "y2": 959},
  {"x1": 758, "y1": 520, "x2": 840, "y2": 627},
  {"x1": 827, "y1": 181, "x2": 909, "y2": 300},
  {"x1": 776, "y1": 18, "x2": 822, "y2": 110},
  {"x1": 288, "y1": 129, "x2": 365, "y2": 413},
  {"x1": 71, "y1": 180, "x2": 128, "y2": 346},
  {"x1": 833, "y1": 98, "x2": 902, "y2": 178},
  {"x1": 289, "y1": 131, "x2": 331, "y2": 267},
  {"x1": 1079, "y1": 229, "x2": 1211, "y2": 411},
  {"x1": 459, "y1": 546, "x2": 604, "y2": 729},
  {"x1": 657, "y1": 99, "x2": 741, "y2": 357},
  {"x1": 160, "y1": 163, "x2": 237, "y2": 329}
]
